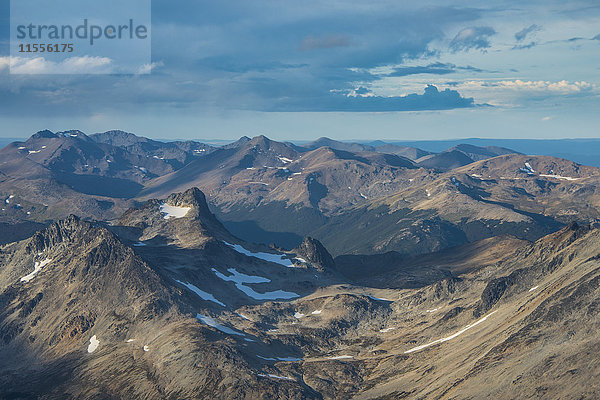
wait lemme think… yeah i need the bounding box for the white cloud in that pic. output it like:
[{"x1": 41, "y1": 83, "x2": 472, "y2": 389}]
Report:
[
  {"x1": 460, "y1": 79, "x2": 595, "y2": 94},
  {"x1": 6, "y1": 56, "x2": 113, "y2": 74},
  {"x1": 136, "y1": 61, "x2": 165, "y2": 75},
  {"x1": 0, "y1": 57, "x2": 9, "y2": 72}
]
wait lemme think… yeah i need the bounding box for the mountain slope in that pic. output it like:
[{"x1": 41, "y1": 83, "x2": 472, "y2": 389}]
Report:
[
  {"x1": 3, "y1": 188, "x2": 600, "y2": 398},
  {"x1": 0, "y1": 191, "x2": 336, "y2": 399},
  {"x1": 139, "y1": 136, "x2": 421, "y2": 248},
  {"x1": 309, "y1": 154, "x2": 600, "y2": 255}
]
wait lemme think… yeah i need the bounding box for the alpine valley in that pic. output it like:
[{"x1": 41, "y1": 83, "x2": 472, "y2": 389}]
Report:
[{"x1": 1, "y1": 130, "x2": 600, "y2": 399}]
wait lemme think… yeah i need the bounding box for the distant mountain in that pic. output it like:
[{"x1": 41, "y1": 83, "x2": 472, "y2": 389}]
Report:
[
  {"x1": 303, "y1": 137, "x2": 374, "y2": 153},
  {"x1": 139, "y1": 135, "x2": 419, "y2": 248},
  {"x1": 416, "y1": 149, "x2": 476, "y2": 170},
  {"x1": 416, "y1": 144, "x2": 519, "y2": 170},
  {"x1": 91, "y1": 130, "x2": 215, "y2": 169},
  {"x1": 302, "y1": 137, "x2": 431, "y2": 160},
  {"x1": 449, "y1": 143, "x2": 518, "y2": 161},
  {"x1": 2, "y1": 130, "x2": 599, "y2": 260},
  {"x1": 0, "y1": 130, "x2": 217, "y2": 227},
  {"x1": 309, "y1": 154, "x2": 600, "y2": 255},
  {"x1": 373, "y1": 143, "x2": 432, "y2": 160},
  {"x1": 378, "y1": 138, "x2": 600, "y2": 168}
]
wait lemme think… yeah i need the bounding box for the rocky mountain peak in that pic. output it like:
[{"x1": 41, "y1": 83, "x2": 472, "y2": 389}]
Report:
[
  {"x1": 166, "y1": 187, "x2": 213, "y2": 218},
  {"x1": 91, "y1": 130, "x2": 146, "y2": 146},
  {"x1": 24, "y1": 215, "x2": 111, "y2": 255},
  {"x1": 31, "y1": 129, "x2": 58, "y2": 139},
  {"x1": 293, "y1": 236, "x2": 336, "y2": 272}
]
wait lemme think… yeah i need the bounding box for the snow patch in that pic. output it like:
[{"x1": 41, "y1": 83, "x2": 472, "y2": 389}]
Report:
[
  {"x1": 294, "y1": 312, "x2": 305, "y2": 319},
  {"x1": 143, "y1": 345, "x2": 150, "y2": 352},
  {"x1": 525, "y1": 162, "x2": 535, "y2": 173},
  {"x1": 237, "y1": 313, "x2": 251, "y2": 320},
  {"x1": 327, "y1": 355, "x2": 353, "y2": 360},
  {"x1": 159, "y1": 203, "x2": 191, "y2": 219},
  {"x1": 311, "y1": 310, "x2": 322, "y2": 315},
  {"x1": 87, "y1": 335, "x2": 99, "y2": 353},
  {"x1": 196, "y1": 314, "x2": 245, "y2": 336},
  {"x1": 529, "y1": 286, "x2": 539, "y2": 292},
  {"x1": 367, "y1": 295, "x2": 391, "y2": 302},
  {"x1": 379, "y1": 327, "x2": 395, "y2": 333},
  {"x1": 126, "y1": 339, "x2": 136, "y2": 343},
  {"x1": 278, "y1": 156, "x2": 293, "y2": 163},
  {"x1": 176, "y1": 280, "x2": 226, "y2": 306},
  {"x1": 223, "y1": 241, "x2": 295, "y2": 268},
  {"x1": 539, "y1": 174, "x2": 579, "y2": 181},
  {"x1": 20, "y1": 258, "x2": 52, "y2": 282},
  {"x1": 404, "y1": 311, "x2": 497, "y2": 354},
  {"x1": 426, "y1": 308, "x2": 439, "y2": 313},
  {"x1": 212, "y1": 268, "x2": 299, "y2": 300},
  {"x1": 257, "y1": 373, "x2": 295, "y2": 381}
]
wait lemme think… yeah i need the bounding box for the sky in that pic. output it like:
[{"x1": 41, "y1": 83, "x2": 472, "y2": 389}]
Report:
[{"x1": 0, "y1": 0, "x2": 599, "y2": 141}]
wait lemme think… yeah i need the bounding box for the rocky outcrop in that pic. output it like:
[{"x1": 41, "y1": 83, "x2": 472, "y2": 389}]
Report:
[{"x1": 293, "y1": 236, "x2": 336, "y2": 272}]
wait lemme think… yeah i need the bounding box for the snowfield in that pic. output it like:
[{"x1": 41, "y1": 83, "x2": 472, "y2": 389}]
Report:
[
  {"x1": 404, "y1": 311, "x2": 498, "y2": 354},
  {"x1": 176, "y1": 280, "x2": 226, "y2": 306},
  {"x1": 20, "y1": 258, "x2": 53, "y2": 282},
  {"x1": 196, "y1": 314, "x2": 245, "y2": 336},
  {"x1": 159, "y1": 203, "x2": 191, "y2": 219},
  {"x1": 212, "y1": 268, "x2": 299, "y2": 300},
  {"x1": 87, "y1": 335, "x2": 99, "y2": 353},
  {"x1": 539, "y1": 174, "x2": 579, "y2": 181},
  {"x1": 223, "y1": 241, "x2": 295, "y2": 268},
  {"x1": 257, "y1": 373, "x2": 295, "y2": 381}
]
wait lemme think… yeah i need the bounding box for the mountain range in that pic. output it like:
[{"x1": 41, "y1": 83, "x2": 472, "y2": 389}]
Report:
[{"x1": 1, "y1": 129, "x2": 600, "y2": 398}]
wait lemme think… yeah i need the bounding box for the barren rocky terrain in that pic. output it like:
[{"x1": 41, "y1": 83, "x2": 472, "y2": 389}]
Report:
[{"x1": 2, "y1": 132, "x2": 600, "y2": 398}]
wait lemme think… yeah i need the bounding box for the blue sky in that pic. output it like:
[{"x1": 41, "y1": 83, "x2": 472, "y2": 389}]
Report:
[{"x1": 0, "y1": 0, "x2": 599, "y2": 140}]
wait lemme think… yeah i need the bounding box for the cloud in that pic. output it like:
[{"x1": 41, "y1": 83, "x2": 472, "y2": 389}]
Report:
[
  {"x1": 481, "y1": 80, "x2": 594, "y2": 94},
  {"x1": 273, "y1": 84, "x2": 475, "y2": 112},
  {"x1": 515, "y1": 24, "x2": 541, "y2": 42},
  {"x1": 136, "y1": 61, "x2": 165, "y2": 75},
  {"x1": 6, "y1": 56, "x2": 113, "y2": 74},
  {"x1": 387, "y1": 62, "x2": 483, "y2": 77},
  {"x1": 346, "y1": 86, "x2": 375, "y2": 98},
  {"x1": 456, "y1": 80, "x2": 597, "y2": 103},
  {"x1": 512, "y1": 42, "x2": 537, "y2": 50},
  {"x1": 300, "y1": 34, "x2": 351, "y2": 51},
  {"x1": 449, "y1": 26, "x2": 496, "y2": 52}
]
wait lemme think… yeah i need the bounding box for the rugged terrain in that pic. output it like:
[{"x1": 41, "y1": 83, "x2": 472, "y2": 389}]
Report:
[
  {"x1": 3, "y1": 131, "x2": 599, "y2": 257},
  {"x1": 2, "y1": 186, "x2": 600, "y2": 399}
]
